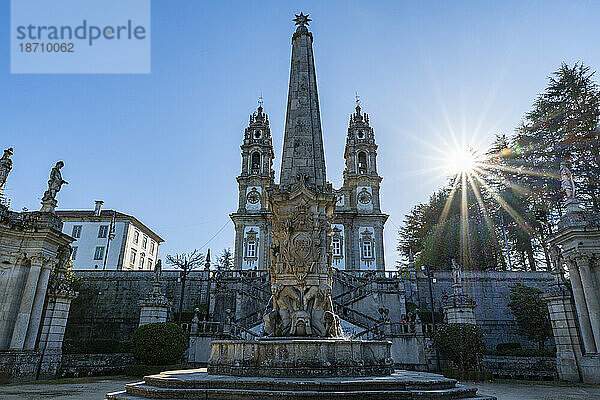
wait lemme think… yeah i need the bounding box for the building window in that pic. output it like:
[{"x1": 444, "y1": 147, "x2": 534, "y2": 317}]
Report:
[
  {"x1": 251, "y1": 152, "x2": 261, "y2": 173},
  {"x1": 362, "y1": 240, "x2": 373, "y2": 259},
  {"x1": 140, "y1": 255, "x2": 145, "y2": 269},
  {"x1": 150, "y1": 241, "x2": 155, "y2": 254},
  {"x1": 130, "y1": 249, "x2": 137, "y2": 265},
  {"x1": 358, "y1": 152, "x2": 367, "y2": 174},
  {"x1": 332, "y1": 238, "x2": 341, "y2": 257},
  {"x1": 94, "y1": 246, "x2": 105, "y2": 260},
  {"x1": 72, "y1": 225, "x2": 82, "y2": 238},
  {"x1": 98, "y1": 225, "x2": 109, "y2": 238},
  {"x1": 72, "y1": 246, "x2": 78, "y2": 260},
  {"x1": 143, "y1": 235, "x2": 148, "y2": 249},
  {"x1": 133, "y1": 230, "x2": 140, "y2": 244},
  {"x1": 147, "y1": 259, "x2": 153, "y2": 269},
  {"x1": 247, "y1": 240, "x2": 256, "y2": 258}
]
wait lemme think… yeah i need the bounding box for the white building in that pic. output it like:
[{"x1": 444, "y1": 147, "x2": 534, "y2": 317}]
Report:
[{"x1": 56, "y1": 201, "x2": 164, "y2": 270}]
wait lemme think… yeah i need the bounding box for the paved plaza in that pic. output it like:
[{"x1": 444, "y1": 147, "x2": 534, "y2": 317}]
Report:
[{"x1": 1, "y1": 377, "x2": 599, "y2": 400}]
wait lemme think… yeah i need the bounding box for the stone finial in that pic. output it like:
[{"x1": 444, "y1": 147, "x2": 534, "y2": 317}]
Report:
[
  {"x1": 293, "y1": 12, "x2": 311, "y2": 27},
  {"x1": 40, "y1": 161, "x2": 68, "y2": 213}
]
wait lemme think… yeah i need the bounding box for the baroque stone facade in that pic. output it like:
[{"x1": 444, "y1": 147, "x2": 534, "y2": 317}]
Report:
[{"x1": 231, "y1": 46, "x2": 388, "y2": 272}]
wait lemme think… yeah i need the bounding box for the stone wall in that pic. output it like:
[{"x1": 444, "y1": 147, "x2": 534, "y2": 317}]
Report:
[
  {"x1": 60, "y1": 353, "x2": 135, "y2": 377},
  {"x1": 482, "y1": 355, "x2": 557, "y2": 380},
  {"x1": 65, "y1": 270, "x2": 555, "y2": 352},
  {"x1": 407, "y1": 271, "x2": 554, "y2": 349}
]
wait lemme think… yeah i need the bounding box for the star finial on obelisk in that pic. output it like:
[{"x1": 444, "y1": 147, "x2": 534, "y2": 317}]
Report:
[{"x1": 293, "y1": 12, "x2": 311, "y2": 27}]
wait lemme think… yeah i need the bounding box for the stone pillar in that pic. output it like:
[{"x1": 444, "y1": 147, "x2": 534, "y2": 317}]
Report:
[
  {"x1": 0, "y1": 255, "x2": 28, "y2": 349},
  {"x1": 545, "y1": 281, "x2": 583, "y2": 382},
  {"x1": 9, "y1": 255, "x2": 45, "y2": 350},
  {"x1": 575, "y1": 255, "x2": 600, "y2": 351},
  {"x1": 567, "y1": 258, "x2": 597, "y2": 353},
  {"x1": 24, "y1": 259, "x2": 54, "y2": 349},
  {"x1": 37, "y1": 289, "x2": 78, "y2": 380},
  {"x1": 138, "y1": 282, "x2": 170, "y2": 326}
]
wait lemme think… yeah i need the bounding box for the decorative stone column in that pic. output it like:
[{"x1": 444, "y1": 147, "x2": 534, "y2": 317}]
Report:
[
  {"x1": 573, "y1": 254, "x2": 600, "y2": 352},
  {"x1": 24, "y1": 258, "x2": 55, "y2": 350},
  {"x1": 138, "y1": 281, "x2": 170, "y2": 326},
  {"x1": 565, "y1": 257, "x2": 597, "y2": 353},
  {"x1": 9, "y1": 254, "x2": 48, "y2": 350}
]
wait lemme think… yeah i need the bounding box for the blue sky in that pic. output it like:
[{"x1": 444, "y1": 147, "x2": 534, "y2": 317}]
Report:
[{"x1": 2, "y1": 0, "x2": 600, "y2": 269}]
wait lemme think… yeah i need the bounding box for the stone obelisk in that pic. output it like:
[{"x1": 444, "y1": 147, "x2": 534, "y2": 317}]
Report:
[{"x1": 263, "y1": 13, "x2": 342, "y2": 338}]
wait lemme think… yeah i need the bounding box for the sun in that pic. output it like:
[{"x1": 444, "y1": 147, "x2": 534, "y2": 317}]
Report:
[{"x1": 447, "y1": 147, "x2": 479, "y2": 175}]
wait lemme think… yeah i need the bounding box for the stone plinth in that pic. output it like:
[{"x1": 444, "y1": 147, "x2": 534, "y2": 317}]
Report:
[
  {"x1": 138, "y1": 282, "x2": 170, "y2": 327},
  {"x1": 208, "y1": 339, "x2": 394, "y2": 378}
]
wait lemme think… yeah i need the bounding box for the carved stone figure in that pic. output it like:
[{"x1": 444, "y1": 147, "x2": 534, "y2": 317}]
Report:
[
  {"x1": 0, "y1": 147, "x2": 13, "y2": 192},
  {"x1": 560, "y1": 163, "x2": 576, "y2": 199},
  {"x1": 42, "y1": 161, "x2": 68, "y2": 202},
  {"x1": 451, "y1": 258, "x2": 462, "y2": 286},
  {"x1": 154, "y1": 259, "x2": 162, "y2": 283}
]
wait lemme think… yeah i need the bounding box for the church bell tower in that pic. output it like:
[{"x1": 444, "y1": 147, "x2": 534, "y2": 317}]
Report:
[
  {"x1": 230, "y1": 103, "x2": 275, "y2": 270},
  {"x1": 332, "y1": 101, "x2": 388, "y2": 271}
]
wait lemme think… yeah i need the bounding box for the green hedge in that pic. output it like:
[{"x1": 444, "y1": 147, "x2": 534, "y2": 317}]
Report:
[
  {"x1": 434, "y1": 323, "x2": 485, "y2": 371},
  {"x1": 63, "y1": 339, "x2": 133, "y2": 354},
  {"x1": 133, "y1": 322, "x2": 188, "y2": 365}
]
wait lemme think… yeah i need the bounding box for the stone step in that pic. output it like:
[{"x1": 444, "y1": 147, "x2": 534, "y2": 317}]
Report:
[
  {"x1": 108, "y1": 383, "x2": 485, "y2": 400},
  {"x1": 144, "y1": 375, "x2": 457, "y2": 391},
  {"x1": 106, "y1": 370, "x2": 496, "y2": 400}
]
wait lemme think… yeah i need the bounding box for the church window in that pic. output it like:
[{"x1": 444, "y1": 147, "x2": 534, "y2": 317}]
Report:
[
  {"x1": 332, "y1": 238, "x2": 341, "y2": 257},
  {"x1": 357, "y1": 130, "x2": 365, "y2": 139},
  {"x1": 247, "y1": 240, "x2": 256, "y2": 258},
  {"x1": 254, "y1": 129, "x2": 262, "y2": 139},
  {"x1": 251, "y1": 152, "x2": 261, "y2": 173},
  {"x1": 362, "y1": 241, "x2": 373, "y2": 259},
  {"x1": 358, "y1": 152, "x2": 367, "y2": 174}
]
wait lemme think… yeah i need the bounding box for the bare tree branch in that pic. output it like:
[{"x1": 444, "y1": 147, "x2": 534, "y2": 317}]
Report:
[{"x1": 166, "y1": 249, "x2": 204, "y2": 272}]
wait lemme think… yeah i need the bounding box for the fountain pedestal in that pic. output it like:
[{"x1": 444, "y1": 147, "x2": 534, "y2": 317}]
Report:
[{"x1": 208, "y1": 339, "x2": 394, "y2": 378}]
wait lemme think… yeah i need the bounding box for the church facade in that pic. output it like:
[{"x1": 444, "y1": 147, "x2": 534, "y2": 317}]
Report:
[{"x1": 230, "y1": 25, "x2": 388, "y2": 271}]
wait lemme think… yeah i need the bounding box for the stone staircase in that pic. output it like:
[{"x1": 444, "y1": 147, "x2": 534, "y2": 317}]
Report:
[{"x1": 106, "y1": 369, "x2": 496, "y2": 399}]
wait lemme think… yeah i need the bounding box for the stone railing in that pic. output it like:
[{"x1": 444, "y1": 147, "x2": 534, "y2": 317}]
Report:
[{"x1": 0, "y1": 205, "x2": 63, "y2": 231}]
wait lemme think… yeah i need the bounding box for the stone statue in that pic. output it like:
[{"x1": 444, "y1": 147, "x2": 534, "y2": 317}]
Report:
[
  {"x1": 154, "y1": 259, "x2": 162, "y2": 283},
  {"x1": 0, "y1": 147, "x2": 13, "y2": 192},
  {"x1": 451, "y1": 258, "x2": 462, "y2": 286},
  {"x1": 560, "y1": 163, "x2": 576, "y2": 199},
  {"x1": 42, "y1": 161, "x2": 68, "y2": 202}
]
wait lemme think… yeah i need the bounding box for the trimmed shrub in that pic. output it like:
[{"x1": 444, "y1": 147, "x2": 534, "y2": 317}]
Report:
[
  {"x1": 434, "y1": 323, "x2": 485, "y2": 371},
  {"x1": 133, "y1": 322, "x2": 188, "y2": 365}
]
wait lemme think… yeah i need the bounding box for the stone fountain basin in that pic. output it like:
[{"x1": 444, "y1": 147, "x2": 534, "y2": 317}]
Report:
[{"x1": 207, "y1": 339, "x2": 394, "y2": 378}]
